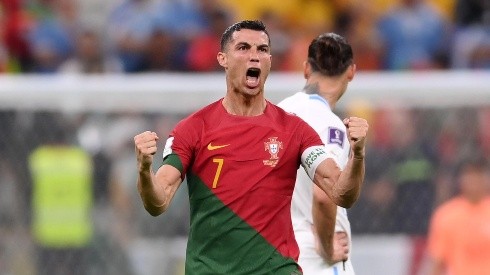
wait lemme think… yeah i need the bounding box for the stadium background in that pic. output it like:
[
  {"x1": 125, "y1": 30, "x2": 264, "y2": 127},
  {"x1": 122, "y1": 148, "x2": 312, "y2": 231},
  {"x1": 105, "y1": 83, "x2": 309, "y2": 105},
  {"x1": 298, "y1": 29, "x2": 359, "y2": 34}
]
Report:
[{"x1": 0, "y1": 0, "x2": 489, "y2": 274}]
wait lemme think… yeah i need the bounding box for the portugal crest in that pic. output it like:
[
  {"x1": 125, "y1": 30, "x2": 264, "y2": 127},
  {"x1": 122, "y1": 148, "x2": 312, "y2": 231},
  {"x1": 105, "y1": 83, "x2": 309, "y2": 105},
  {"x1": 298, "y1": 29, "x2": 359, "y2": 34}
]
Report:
[{"x1": 263, "y1": 137, "x2": 283, "y2": 167}]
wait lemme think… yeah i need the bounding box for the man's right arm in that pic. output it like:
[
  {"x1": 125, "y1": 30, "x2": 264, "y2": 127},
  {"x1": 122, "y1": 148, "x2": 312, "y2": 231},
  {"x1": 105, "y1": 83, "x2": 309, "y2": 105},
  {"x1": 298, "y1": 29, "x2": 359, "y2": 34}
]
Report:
[
  {"x1": 310, "y1": 117, "x2": 367, "y2": 208},
  {"x1": 427, "y1": 209, "x2": 447, "y2": 275},
  {"x1": 134, "y1": 131, "x2": 183, "y2": 216}
]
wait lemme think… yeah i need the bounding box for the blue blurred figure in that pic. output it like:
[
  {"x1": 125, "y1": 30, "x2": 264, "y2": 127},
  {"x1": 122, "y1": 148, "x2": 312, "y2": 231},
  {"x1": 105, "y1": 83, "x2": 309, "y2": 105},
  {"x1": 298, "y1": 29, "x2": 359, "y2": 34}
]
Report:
[{"x1": 377, "y1": 0, "x2": 449, "y2": 70}]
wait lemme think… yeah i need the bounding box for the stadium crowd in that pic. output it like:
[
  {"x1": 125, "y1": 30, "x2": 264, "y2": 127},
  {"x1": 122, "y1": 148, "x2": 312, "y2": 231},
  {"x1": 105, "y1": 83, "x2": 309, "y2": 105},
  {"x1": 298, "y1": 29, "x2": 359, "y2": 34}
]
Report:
[{"x1": 0, "y1": 0, "x2": 489, "y2": 74}]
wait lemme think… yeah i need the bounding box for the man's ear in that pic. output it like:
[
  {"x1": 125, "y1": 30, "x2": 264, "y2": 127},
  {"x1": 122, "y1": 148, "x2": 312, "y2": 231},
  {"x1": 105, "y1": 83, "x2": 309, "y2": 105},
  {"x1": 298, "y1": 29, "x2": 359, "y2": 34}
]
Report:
[
  {"x1": 303, "y1": 61, "x2": 311, "y2": 80},
  {"x1": 347, "y1": 64, "x2": 356, "y2": 81},
  {"x1": 217, "y1": 52, "x2": 227, "y2": 68}
]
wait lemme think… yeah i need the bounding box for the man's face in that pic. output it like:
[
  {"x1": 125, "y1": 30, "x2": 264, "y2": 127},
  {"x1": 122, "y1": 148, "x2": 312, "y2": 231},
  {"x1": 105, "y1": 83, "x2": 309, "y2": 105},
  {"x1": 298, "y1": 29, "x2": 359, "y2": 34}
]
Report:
[
  {"x1": 459, "y1": 167, "x2": 490, "y2": 201},
  {"x1": 218, "y1": 29, "x2": 271, "y2": 97}
]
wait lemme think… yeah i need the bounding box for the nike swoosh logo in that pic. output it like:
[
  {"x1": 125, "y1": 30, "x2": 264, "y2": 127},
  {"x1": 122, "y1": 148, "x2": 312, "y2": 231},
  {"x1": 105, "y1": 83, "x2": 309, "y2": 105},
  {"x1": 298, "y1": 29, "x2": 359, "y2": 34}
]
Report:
[{"x1": 207, "y1": 143, "x2": 230, "y2": 150}]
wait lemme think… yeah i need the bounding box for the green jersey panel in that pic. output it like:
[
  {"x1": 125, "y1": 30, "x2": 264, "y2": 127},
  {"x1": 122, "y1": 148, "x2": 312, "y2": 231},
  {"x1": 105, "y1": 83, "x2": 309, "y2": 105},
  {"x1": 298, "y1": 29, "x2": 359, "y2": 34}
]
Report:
[{"x1": 185, "y1": 171, "x2": 300, "y2": 275}]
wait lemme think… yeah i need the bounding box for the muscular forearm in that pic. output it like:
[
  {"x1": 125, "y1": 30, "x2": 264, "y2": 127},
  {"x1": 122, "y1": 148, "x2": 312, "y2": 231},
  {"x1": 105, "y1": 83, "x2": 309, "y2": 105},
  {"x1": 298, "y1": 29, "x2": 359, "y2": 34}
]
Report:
[
  {"x1": 334, "y1": 116, "x2": 368, "y2": 208},
  {"x1": 312, "y1": 187, "x2": 338, "y2": 263},
  {"x1": 334, "y1": 155, "x2": 365, "y2": 208},
  {"x1": 137, "y1": 164, "x2": 182, "y2": 216},
  {"x1": 137, "y1": 168, "x2": 168, "y2": 216}
]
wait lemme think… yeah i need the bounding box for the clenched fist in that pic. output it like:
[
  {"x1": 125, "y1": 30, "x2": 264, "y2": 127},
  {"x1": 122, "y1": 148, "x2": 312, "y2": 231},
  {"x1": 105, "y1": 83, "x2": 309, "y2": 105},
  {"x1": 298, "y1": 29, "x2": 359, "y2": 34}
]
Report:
[
  {"x1": 343, "y1": 117, "x2": 369, "y2": 159},
  {"x1": 134, "y1": 131, "x2": 159, "y2": 172}
]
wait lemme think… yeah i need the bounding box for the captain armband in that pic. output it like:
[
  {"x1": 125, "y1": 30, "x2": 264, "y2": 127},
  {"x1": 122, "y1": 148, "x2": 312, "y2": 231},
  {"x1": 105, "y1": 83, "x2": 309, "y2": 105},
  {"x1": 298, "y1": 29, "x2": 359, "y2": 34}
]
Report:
[
  {"x1": 301, "y1": 146, "x2": 331, "y2": 180},
  {"x1": 162, "y1": 137, "x2": 174, "y2": 160}
]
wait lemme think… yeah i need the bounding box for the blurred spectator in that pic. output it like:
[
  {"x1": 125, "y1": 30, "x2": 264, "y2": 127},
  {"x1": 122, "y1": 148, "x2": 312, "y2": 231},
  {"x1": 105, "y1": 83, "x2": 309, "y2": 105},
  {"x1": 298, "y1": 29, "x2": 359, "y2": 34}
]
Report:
[
  {"x1": 349, "y1": 107, "x2": 398, "y2": 233},
  {"x1": 386, "y1": 108, "x2": 437, "y2": 235},
  {"x1": 259, "y1": 10, "x2": 291, "y2": 71},
  {"x1": 221, "y1": 0, "x2": 334, "y2": 30},
  {"x1": 153, "y1": 0, "x2": 209, "y2": 38},
  {"x1": 143, "y1": 29, "x2": 183, "y2": 71},
  {"x1": 350, "y1": 106, "x2": 437, "y2": 235},
  {"x1": 185, "y1": 8, "x2": 230, "y2": 71},
  {"x1": 75, "y1": 0, "x2": 119, "y2": 32},
  {"x1": 152, "y1": 0, "x2": 228, "y2": 71},
  {"x1": 358, "y1": 0, "x2": 398, "y2": 17},
  {"x1": 451, "y1": 0, "x2": 490, "y2": 69},
  {"x1": 0, "y1": 0, "x2": 489, "y2": 73},
  {"x1": 427, "y1": 157, "x2": 490, "y2": 275},
  {"x1": 451, "y1": 26, "x2": 490, "y2": 69},
  {"x1": 1, "y1": 0, "x2": 488, "y2": 73},
  {"x1": 59, "y1": 29, "x2": 123, "y2": 73},
  {"x1": 25, "y1": 0, "x2": 54, "y2": 18},
  {"x1": 376, "y1": 0, "x2": 450, "y2": 70},
  {"x1": 454, "y1": 0, "x2": 489, "y2": 27},
  {"x1": 28, "y1": 113, "x2": 93, "y2": 275},
  {"x1": 2, "y1": 0, "x2": 35, "y2": 72},
  {"x1": 28, "y1": 0, "x2": 80, "y2": 73},
  {"x1": 428, "y1": 0, "x2": 457, "y2": 21},
  {"x1": 338, "y1": 0, "x2": 384, "y2": 71},
  {"x1": 433, "y1": 108, "x2": 482, "y2": 205},
  {"x1": 434, "y1": 111, "x2": 464, "y2": 205},
  {"x1": 0, "y1": 5, "x2": 8, "y2": 72},
  {"x1": 282, "y1": 20, "x2": 333, "y2": 72},
  {"x1": 106, "y1": 0, "x2": 157, "y2": 72},
  {"x1": 478, "y1": 107, "x2": 490, "y2": 157}
]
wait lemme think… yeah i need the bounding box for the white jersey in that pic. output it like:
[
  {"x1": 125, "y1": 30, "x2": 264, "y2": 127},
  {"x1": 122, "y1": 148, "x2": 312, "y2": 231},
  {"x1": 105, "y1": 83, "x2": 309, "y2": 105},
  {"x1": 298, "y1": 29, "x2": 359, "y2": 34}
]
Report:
[{"x1": 278, "y1": 92, "x2": 355, "y2": 275}]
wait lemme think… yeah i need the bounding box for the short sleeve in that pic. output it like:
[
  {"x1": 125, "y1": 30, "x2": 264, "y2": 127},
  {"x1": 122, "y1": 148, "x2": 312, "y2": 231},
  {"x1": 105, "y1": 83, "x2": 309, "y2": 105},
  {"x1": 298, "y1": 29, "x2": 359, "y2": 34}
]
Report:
[
  {"x1": 318, "y1": 125, "x2": 350, "y2": 170},
  {"x1": 297, "y1": 120, "x2": 330, "y2": 180},
  {"x1": 298, "y1": 119, "x2": 324, "y2": 152},
  {"x1": 162, "y1": 117, "x2": 200, "y2": 180}
]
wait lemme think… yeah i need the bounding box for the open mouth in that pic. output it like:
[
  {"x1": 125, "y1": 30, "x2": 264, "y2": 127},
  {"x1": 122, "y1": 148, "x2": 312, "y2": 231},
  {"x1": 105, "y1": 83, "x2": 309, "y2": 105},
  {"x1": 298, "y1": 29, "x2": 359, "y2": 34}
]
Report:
[{"x1": 246, "y1": 68, "x2": 261, "y2": 88}]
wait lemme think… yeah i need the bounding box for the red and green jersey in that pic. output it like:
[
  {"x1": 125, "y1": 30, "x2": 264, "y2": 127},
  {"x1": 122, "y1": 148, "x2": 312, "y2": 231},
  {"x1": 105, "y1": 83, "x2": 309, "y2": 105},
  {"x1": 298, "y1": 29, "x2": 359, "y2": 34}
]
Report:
[{"x1": 162, "y1": 99, "x2": 323, "y2": 274}]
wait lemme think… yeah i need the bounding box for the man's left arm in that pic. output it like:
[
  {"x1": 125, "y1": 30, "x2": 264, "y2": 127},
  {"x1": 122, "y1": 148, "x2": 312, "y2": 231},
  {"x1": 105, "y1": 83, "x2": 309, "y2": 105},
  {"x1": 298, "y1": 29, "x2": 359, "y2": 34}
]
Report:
[{"x1": 312, "y1": 185, "x2": 349, "y2": 264}]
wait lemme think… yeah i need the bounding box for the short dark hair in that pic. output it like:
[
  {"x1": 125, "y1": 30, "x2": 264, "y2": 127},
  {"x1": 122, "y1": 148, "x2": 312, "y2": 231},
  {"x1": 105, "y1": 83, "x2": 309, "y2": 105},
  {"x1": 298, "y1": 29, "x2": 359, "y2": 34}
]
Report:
[
  {"x1": 220, "y1": 20, "x2": 270, "y2": 51},
  {"x1": 456, "y1": 156, "x2": 489, "y2": 176},
  {"x1": 307, "y1": 33, "x2": 353, "y2": 77}
]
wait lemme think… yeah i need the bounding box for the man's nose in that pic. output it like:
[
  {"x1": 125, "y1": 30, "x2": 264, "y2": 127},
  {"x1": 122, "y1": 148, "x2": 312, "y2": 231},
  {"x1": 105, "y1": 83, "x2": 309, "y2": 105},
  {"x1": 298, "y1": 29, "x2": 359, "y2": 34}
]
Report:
[{"x1": 249, "y1": 48, "x2": 260, "y2": 62}]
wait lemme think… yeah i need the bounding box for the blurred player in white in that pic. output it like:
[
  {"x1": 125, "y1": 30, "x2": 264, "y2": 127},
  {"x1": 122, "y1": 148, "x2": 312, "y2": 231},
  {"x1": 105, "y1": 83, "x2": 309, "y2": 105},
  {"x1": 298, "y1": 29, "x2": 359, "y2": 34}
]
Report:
[{"x1": 278, "y1": 33, "x2": 358, "y2": 275}]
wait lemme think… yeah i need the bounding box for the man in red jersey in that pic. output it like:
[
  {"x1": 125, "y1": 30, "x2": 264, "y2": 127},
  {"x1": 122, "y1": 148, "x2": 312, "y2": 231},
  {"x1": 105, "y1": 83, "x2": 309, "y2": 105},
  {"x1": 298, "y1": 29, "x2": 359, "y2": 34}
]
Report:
[{"x1": 134, "y1": 20, "x2": 368, "y2": 274}]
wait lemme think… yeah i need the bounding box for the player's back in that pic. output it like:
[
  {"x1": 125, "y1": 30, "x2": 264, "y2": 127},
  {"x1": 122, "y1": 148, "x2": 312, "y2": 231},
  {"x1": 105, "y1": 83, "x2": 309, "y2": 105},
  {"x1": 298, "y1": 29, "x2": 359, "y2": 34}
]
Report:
[{"x1": 278, "y1": 91, "x2": 353, "y2": 260}]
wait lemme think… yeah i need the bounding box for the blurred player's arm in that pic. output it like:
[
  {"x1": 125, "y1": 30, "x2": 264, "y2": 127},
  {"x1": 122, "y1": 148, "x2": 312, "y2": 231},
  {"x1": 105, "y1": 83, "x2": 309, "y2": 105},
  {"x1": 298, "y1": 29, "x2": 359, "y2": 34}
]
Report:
[
  {"x1": 312, "y1": 185, "x2": 349, "y2": 264},
  {"x1": 134, "y1": 131, "x2": 183, "y2": 216},
  {"x1": 427, "y1": 209, "x2": 447, "y2": 275}
]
